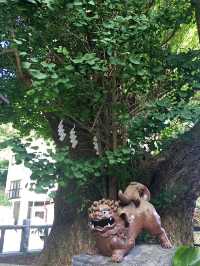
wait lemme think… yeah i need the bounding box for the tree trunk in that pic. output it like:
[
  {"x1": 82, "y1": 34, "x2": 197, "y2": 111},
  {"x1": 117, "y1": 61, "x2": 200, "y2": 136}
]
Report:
[
  {"x1": 37, "y1": 220, "x2": 91, "y2": 266},
  {"x1": 37, "y1": 116, "x2": 97, "y2": 266},
  {"x1": 108, "y1": 176, "x2": 118, "y2": 200},
  {"x1": 149, "y1": 123, "x2": 200, "y2": 244},
  {"x1": 37, "y1": 186, "x2": 93, "y2": 266},
  {"x1": 160, "y1": 204, "x2": 195, "y2": 245},
  {"x1": 192, "y1": 0, "x2": 200, "y2": 42},
  {"x1": 38, "y1": 118, "x2": 200, "y2": 265}
]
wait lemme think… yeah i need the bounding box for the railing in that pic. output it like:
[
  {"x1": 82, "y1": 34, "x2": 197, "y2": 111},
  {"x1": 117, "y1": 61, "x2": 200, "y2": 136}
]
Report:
[
  {"x1": 0, "y1": 222, "x2": 198, "y2": 254},
  {"x1": 0, "y1": 219, "x2": 52, "y2": 254}
]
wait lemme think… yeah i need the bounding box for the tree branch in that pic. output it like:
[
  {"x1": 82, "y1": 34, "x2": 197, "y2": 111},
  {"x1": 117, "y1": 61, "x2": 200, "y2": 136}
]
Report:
[
  {"x1": 161, "y1": 26, "x2": 179, "y2": 46},
  {"x1": 0, "y1": 48, "x2": 32, "y2": 87},
  {"x1": 90, "y1": 103, "x2": 104, "y2": 132},
  {"x1": 0, "y1": 48, "x2": 23, "y2": 78}
]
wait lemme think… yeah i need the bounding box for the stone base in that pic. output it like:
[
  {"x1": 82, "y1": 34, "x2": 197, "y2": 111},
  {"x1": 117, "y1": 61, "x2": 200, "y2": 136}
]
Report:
[{"x1": 72, "y1": 245, "x2": 176, "y2": 266}]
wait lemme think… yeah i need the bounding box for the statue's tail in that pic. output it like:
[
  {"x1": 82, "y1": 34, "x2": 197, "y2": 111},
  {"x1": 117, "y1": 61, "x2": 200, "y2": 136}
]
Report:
[{"x1": 118, "y1": 182, "x2": 151, "y2": 207}]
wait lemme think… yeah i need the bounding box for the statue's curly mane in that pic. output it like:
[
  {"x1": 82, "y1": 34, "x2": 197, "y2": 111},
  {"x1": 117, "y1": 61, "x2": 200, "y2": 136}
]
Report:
[{"x1": 88, "y1": 199, "x2": 119, "y2": 215}]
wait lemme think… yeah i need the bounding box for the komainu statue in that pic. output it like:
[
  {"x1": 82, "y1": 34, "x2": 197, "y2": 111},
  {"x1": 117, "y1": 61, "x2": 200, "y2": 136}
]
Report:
[{"x1": 88, "y1": 182, "x2": 172, "y2": 263}]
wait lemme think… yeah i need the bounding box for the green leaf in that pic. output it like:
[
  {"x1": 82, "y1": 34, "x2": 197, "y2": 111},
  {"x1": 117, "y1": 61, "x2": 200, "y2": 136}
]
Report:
[
  {"x1": 25, "y1": 0, "x2": 39, "y2": 4},
  {"x1": 57, "y1": 46, "x2": 69, "y2": 56},
  {"x1": 22, "y1": 62, "x2": 31, "y2": 69},
  {"x1": 72, "y1": 58, "x2": 84, "y2": 64},
  {"x1": 110, "y1": 57, "x2": 124, "y2": 65},
  {"x1": 172, "y1": 246, "x2": 200, "y2": 266},
  {"x1": 129, "y1": 56, "x2": 140, "y2": 65},
  {"x1": 73, "y1": 1, "x2": 82, "y2": 6},
  {"x1": 30, "y1": 69, "x2": 48, "y2": 80},
  {"x1": 13, "y1": 39, "x2": 23, "y2": 45},
  {"x1": 193, "y1": 83, "x2": 200, "y2": 89},
  {"x1": 88, "y1": 0, "x2": 95, "y2": 5}
]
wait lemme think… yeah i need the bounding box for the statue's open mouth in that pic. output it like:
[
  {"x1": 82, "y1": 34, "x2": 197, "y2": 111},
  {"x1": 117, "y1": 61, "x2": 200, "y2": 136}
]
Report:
[{"x1": 89, "y1": 217, "x2": 115, "y2": 231}]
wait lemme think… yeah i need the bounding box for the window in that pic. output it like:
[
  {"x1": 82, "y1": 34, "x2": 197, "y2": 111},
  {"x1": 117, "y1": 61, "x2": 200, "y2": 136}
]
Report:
[
  {"x1": 34, "y1": 201, "x2": 50, "y2": 206},
  {"x1": 35, "y1": 211, "x2": 44, "y2": 219},
  {"x1": 8, "y1": 180, "x2": 21, "y2": 199}
]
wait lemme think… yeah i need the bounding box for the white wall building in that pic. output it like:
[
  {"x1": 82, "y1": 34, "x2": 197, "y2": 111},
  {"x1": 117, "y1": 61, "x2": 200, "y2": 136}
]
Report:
[{"x1": 4, "y1": 151, "x2": 54, "y2": 225}]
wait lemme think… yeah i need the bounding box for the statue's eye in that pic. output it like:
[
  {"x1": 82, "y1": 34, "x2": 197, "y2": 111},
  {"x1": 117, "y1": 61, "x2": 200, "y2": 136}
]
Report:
[{"x1": 103, "y1": 211, "x2": 107, "y2": 215}]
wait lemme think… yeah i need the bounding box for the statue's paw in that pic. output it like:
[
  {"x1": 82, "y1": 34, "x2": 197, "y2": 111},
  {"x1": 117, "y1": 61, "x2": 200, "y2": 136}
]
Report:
[
  {"x1": 127, "y1": 239, "x2": 135, "y2": 248},
  {"x1": 161, "y1": 241, "x2": 172, "y2": 249},
  {"x1": 112, "y1": 254, "x2": 123, "y2": 263}
]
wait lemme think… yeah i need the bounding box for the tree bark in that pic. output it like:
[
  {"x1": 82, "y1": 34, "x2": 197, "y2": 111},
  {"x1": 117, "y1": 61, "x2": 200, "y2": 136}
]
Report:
[
  {"x1": 108, "y1": 176, "x2": 118, "y2": 200},
  {"x1": 149, "y1": 122, "x2": 200, "y2": 244},
  {"x1": 37, "y1": 187, "x2": 93, "y2": 266}
]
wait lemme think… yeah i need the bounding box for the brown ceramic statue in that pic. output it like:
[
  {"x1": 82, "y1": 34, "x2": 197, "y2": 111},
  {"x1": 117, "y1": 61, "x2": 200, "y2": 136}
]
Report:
[
  {"x1": 88, "y1": 182, "x2": 172, "y2": 263},
  {"x1": 118, "y1": 181, "x2": 151, "y2": 207}
]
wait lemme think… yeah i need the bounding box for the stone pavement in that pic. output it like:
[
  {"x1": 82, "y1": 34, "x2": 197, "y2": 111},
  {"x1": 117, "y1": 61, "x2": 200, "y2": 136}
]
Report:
[
  {"x1": 0, "y1": 264, "x2": 28, "y2": 266},
  {"x1": 72, "y1": 244, "x2": 177, "y2": 266}
]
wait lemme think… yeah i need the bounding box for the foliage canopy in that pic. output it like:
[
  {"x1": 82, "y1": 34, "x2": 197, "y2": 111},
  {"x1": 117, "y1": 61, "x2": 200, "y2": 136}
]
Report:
[{"x1": 0, "y1": 0, "x2": 199, "y2": 201}]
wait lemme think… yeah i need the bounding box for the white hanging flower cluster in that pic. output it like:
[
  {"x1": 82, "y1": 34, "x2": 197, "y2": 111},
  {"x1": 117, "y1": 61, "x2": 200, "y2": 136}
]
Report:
[
  {"x1": 69, "y1": 125, "x2": 78, "y2": 149},
  {"x1": 58, "y1": 120, "x2": 66, "y2": 142},
  {"x1": 93, "y1": 136, "x2": 100, "y2": 155}
]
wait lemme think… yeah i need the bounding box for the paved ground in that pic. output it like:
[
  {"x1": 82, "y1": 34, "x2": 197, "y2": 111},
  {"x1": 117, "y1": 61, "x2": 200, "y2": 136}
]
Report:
[
  {"x1": 0, "y1": 264, "x2": 28, "y2": 266},
  {"x1": 0, "y1": 254, "x2": 36, "y2": 265}
]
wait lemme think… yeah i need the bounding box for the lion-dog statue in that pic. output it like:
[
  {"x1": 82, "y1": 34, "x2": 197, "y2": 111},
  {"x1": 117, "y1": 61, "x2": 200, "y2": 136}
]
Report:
[{"x1": 88, "y1": 182, "x2": 172, "y2": 262}]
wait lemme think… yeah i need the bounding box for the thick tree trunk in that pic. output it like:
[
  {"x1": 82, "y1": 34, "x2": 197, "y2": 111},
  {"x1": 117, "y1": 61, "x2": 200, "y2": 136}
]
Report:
[
  {"x1": 38, "y1": 118, "x2": 200, "y2": 265},
  {"x1": 160, "y1": 205, "x2": 195, "y2": 245},
  {"x1": 37, "y1": 117, "x2": 97, "y2": 266},
  {"x1": 37, "y1": 221, "x2": 91, "y2": 266},
  {"x1": 37, "y1": 187, "x2": 93, "y2": 266},
  {"x1": 149, "y1": 123, "x2": 200, "y2": 244}
]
